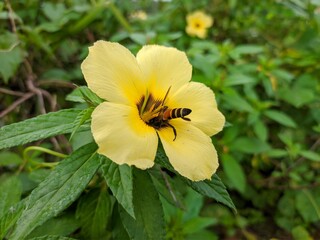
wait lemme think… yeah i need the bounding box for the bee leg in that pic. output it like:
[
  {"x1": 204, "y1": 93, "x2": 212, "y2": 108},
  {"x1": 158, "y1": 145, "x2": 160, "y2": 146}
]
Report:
[
  {"x1": 182, "y1": 117, "x2": 191, "y2": 121},
  {"x1": 166, "y1": 122, "x2": 177, "y2": 141}
]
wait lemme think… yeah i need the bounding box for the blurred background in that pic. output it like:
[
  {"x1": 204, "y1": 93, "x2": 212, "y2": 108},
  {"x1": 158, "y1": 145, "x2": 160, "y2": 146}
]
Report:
[{"x1": 1, "y1": 0, "x2": 320, "y2": 239}]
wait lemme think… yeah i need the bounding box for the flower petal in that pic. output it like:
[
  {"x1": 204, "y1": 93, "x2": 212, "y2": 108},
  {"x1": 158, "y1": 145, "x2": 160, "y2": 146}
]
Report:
[
  {"x1": 91, "y1": 102, "x2": 158, "y2": 168},
  {"x1": 167, "y1": 82, "x2": 225, "y2": 136},
  {"x1": 158, "y1": 121, "x2": 219, "y2": 181},
  {"x1": 186, "y1": 26, "x2": 207, "y2": 39},
  {"x1": 136, "y1": 45, "x2": 192, "y2": 99},
  {"x1": 81, "y1": 41, "x2": 144, "y2": 105}
]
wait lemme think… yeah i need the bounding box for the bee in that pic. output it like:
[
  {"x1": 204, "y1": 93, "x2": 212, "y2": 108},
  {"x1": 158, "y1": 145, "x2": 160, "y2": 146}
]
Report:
[{"x1": 147, "y1": 87, "x2": 192, "y2": 141}]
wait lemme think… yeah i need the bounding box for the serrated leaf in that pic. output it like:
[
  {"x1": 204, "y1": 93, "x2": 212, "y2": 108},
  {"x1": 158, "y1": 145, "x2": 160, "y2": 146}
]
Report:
[
  {"x1": 0, "y1": 109, "x2": 82, "y2": 150},
  {"x1": 119, "y1": 169, "x2": 166, "y2": 240},
  {"x1": 264, "y1": 110, "x2": 297, "y2": 128},
  {"x1": 69, "y1": 107, "x2": 94, "y2": 140},
  {"x1": 9, "y1": 143, "x2": 100, "y2": 240},
  {"x1": 28, "y1": 236, "x2": 76, "y2": 240},
  {"x1": 0, "y1": 176, "x2": 22, "y2": 218},
  {"x1": 185, "y1": 175, "x2": 236, "y2": 213},
  {"x1": 101, "y1": 158, "x2": 135, "y2": 218},
  {"x1": 27, "y1": 213, "x2": 80, "y2": 239},
  {"x1": 155, "y1": 148, "x2": 236, "y2": 212},
  {"x1": 149, "y1": 168, "x2": 184, "y2": 209},
  {"x1": 221, "y1": 154, "x2": 246, "y2": 193},
  {"x1": 76, "y1": 188, "x2": 113, "y2": 239},
  {"x1": 79, "y1": 86, "x2": 104, "y2": 106},
  {"x1": 66, "y1": 86, "x2": 103, "y2": 105},
  {"x1": 112, "y1": 205, "x2": 130, "y2": 240},
  {"x1": 0, "y1": 200, "x2": 25, "y2": 240},
  {"x1": 183, "y1": 188, "x2": 204, "y2": 222}
]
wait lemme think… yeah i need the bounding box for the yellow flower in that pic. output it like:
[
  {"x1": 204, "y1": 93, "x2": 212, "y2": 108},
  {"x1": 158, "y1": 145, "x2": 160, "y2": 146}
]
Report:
[
  {"x1": 130, "y1": 10, "x2": 148, "y2": 21},
  {"x1": 81, "y1": 41, "x2": 225, "y2": 181},
  {"x1": 186, "y1": 11, "x2": 213, "y2": 39}
]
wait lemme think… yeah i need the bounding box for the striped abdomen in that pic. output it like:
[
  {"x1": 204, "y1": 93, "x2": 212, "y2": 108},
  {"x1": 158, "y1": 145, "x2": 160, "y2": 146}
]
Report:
[{"x1": 163, "y1": 108, "x2": 192, "y2": 121}]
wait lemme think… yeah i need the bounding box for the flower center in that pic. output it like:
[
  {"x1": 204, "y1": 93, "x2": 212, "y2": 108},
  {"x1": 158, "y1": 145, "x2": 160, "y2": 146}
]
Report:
[
  {"x1": 137, "y1": 93, "x2": 164, "y2": 125},
  {"x1": 136, "y1": 88, "x2": 192, "y2": 140},
  {"x1": 195, "y1": 21, "x2": 202, "y2": 29}
]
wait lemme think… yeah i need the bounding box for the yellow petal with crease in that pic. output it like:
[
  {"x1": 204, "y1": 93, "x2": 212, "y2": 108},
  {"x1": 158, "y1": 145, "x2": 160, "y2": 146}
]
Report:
[
  {"x1": 167, "y1": 82, "x2": 225, "y2": 136},
  {"x1": 136, "y1": 45, "x2": 192, "y2": 99},
  {"x1": 91, "y1": 102, "x2": 158, "y2": 168},
  {"x1": 158, "y1": 121, "x2": 219, "y2": 181},
  {"x1": 81, "y1": 41, "x2": 144, "y2": 105}
]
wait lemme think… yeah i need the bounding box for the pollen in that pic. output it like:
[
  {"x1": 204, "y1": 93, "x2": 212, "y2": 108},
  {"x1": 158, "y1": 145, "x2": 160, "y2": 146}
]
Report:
[{"x1": 137, "y1": 94, "x2": 163, "y2": 124}]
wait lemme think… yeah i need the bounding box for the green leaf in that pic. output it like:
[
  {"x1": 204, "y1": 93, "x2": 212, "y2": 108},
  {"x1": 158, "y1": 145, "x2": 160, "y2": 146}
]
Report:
[
  {"x1": 76, "y1": 188, "x2": 113, "y2": 239},
  {"x1": 264, "y1": 110, "x2": 297, "y2": 128},
  {"x1": 0, "y1": 200, "x2": 25, "y2": 240},
  {"x1": 267, "y1": 149, "x2": 288, "y2": 158},
  {"x1": 253, "y1": 119, "x2": 268, "y2": 141},
  {"x1": 66, "y1": 86, "x2": 103, "y2": 106},
  {"x1": 292, "y1": 225, "x2": 313, "y2": 240},
  {"x1": 187, "y1": 230, "x2": 218, "y2": 240},
  {"x1": 224, "y1": 74, "x2": 257, "y2": 86},
  {"x1": 0, "y1": 108, "x2": 82, "y2": 150},
  {"x1": 9, "y1": 143, "x2": 100, "y2": 240},
  {"x1": 230, "y1": 137, "x2": 270, "y2": 154},
  {"x1": 182, "y1": 188, "x2": 204, "y2": 221},
  {"x1": 129, "y1": 32, "x2": 148, "y2": 45},
  {"x1": 101, "y1": 158, "x2": 135, "y2": 218},
  {"x1": 149, "y1": 168, "x2": 184, "y2": 209},
  {"x1": 185, "y1": 175, "x2": 236, "y2": 213},
  {"x1": 69, "y1": 107, "x2": 94, "y2": 140},
  {"x1": 0, "y1": 32, "x2": 25, "y2": 83},
  {"x1": 295, "y1": 189, "x2": 320, "y2": 223},
  {"x1": 27, "y1": 213, "x2": 80, "y2": 238},
  {"x1": 229, "y1": 44, "x2": 264, "y2": 59},
  {"x1": 221, "y1": 154, "x2": 246, "y2": 193},
  {"x1": 119, "y1": 169, "x2": 166, "y2": 240},
  {"x1": 155, "y1": 147, "x2": 236, "y2": 211},
  {"x1": 42, "y1": 2, "x2": 66, "y2": 21},
  {"x1": 79, "y1": 86, "x2": 104, "y2": 105},
  {"x1": 28, "y1": 236, "x2": 77, "y2": 240},
  {"x1": 299, "y1": 150, "x2": 320, "y2": 162},
  {"x1": 222, "y1": 89, "x2": 254, "y2": 112},
  {"x1": 182, "y1": 217, "x2": 217, "y2": 235},
  {"x1": 278, "y1": 87, "x2": 315, "y2": 108},
  {"x1": 112, "y1": 205, "x2": 130, "y2": 240},
  {"x1": 0, "y1": 151, "x2": 22, "y2": 167},
  {"x1": 0, "y1": 176, "x2": 22, "y2": 218}
]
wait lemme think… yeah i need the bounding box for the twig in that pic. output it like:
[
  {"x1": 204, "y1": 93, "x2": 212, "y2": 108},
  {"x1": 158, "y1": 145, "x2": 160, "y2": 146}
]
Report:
[
  {"x1": 0, "y1": 87, "x2": 24, "y2": 97},
  {"x1": 160, "y1": 168, "x2": 184, "y2": 209},
  {"x1": 38, "y1": 80, "x2": 77, "y2": 89},
  {"x1": 287, "y1": 137, "x2": 320, "y2": 172},
  {"x1": 40, "y1": 89, "x2": 57, "y2": 112},
  {"x1": 24, "y1": 60, "x2": 47, "y2": 114},
  {"x1": 0, "y1": 92, "x2": 34, "y2": 118},
  {"x1": 4, "y1": 0, "x2": 17, "y2": 33}
]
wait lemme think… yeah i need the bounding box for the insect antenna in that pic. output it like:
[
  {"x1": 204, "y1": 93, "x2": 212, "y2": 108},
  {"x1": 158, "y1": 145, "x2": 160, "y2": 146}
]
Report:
[{"x1": 161, "y1": 86, "x2": 171, "y2": 107}]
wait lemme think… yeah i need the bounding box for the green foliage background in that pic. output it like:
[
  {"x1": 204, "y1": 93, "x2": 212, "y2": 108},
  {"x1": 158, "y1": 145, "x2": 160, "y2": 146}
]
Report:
[{"x1": 1, "y1": 0, "x2": 320, "y2": 239}]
